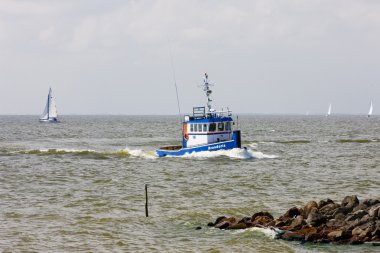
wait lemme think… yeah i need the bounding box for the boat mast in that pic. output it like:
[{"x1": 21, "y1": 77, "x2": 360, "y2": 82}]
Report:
[{"x1": 201, "y1": 73, "x2": 213, "y2": 112}]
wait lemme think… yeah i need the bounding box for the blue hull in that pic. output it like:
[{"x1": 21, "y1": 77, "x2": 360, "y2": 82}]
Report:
[
  {"x1": 156, "y1": 140, "x2": 237, "y2": 157},
  {"x1": 156, "y1": 130, "x2": 241, "y2": 157}
]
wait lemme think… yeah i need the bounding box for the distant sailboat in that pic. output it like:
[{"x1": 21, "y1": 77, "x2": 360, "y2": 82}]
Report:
[
  {"x1": 40, "y1": 87, "x2": 59, "y2": 122},
  {"x1": 326, "y1": 103, "x2": 332, "y2": 116},
  {"x1": 368, "y1": 100, "x2": 373, "y2": 117}
]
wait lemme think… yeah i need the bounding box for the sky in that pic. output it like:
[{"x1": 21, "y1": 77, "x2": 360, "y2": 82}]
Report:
[{"x1": 0, "y1": 0, "x2": 379, "y2": 115}]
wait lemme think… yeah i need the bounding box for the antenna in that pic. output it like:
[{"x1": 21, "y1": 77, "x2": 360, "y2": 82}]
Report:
[
  {"x1": 200, "y1": 73, "x2": 214, "y2": 112},
  {"x1": 167, "y1": 36, "x2": 182, "y2": 125}
]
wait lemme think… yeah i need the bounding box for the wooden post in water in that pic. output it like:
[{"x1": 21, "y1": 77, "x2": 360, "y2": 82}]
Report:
[{"x1": 145, "y1": 184, "x2": 149, "y2": 217}]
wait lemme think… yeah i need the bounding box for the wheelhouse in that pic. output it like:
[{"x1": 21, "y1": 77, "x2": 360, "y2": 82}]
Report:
[{"x1": 182, "y1": 106, "x2": 234, "y2": 148}]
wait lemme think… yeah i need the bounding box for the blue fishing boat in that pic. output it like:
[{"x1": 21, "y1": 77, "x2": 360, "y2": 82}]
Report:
[{"x1": 156, "y1": 73, "x2": 242, "y2": 157}]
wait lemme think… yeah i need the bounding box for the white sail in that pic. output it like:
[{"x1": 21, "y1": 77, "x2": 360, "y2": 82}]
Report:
[
  {"x1": 40, "y1": 88, "x2": 58, "y2": 121},
  {"x1": 368, "y1": 100, "x2": 373, "y2": 117},
  {"x1": 40, "y1": 96, "x2": 49, "y2": 120},
  {"x1": 326, "y1": 103, "x2": 332, "y2": 116},
  {"x1": 48, "y1": 90, "x2": 58, "y2": 118}
]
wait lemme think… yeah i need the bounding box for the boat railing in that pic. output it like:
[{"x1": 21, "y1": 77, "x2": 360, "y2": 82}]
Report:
[
  {"x1": 190, "y1": 106, "x2": 232, "y2": 119},
  {"x1": 206, "y1": 109, "x2": 232, "y2": 118}
]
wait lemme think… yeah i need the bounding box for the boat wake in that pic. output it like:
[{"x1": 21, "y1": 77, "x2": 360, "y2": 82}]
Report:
[
  {"x1": 122, "y1": 146, "x2": 157, "y2": 159},
  {"x1": 11, "y1": 146, "x2": 276, "y2": 160},
  {"x1": 15, "y1": 147, "x2": 157, "y2": 159},
  {"x1": 171, "y1": 148, "x2": 277, "y2": 160}
]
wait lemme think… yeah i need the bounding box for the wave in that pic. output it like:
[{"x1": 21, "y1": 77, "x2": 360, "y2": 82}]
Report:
[
  {"x1": 122, "y1": 147, "x2": 157, "y2": 159},
  {"x1": 17, "y1": 147, "x2": 157, "y2": 159},
  {"x1": 336, "y1": 139, "x2": 379, "y2": 143},
  {"x1": 173, "y1": 148, "x2": 277, "y2": 160},
  {"x1": 12, "y1": 146, "x2": 276, "y2": 160},
  {"x1": 276, "y1": 140, "x2": 311, "y2": 144},
  {"x1": 257, "y1": 140, "x2": 310, "y2": 145}
]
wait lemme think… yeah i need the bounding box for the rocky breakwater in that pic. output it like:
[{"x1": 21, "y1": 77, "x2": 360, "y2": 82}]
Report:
[{"x1": 208, "y1": 196, "x2": 380, "y2": 245}]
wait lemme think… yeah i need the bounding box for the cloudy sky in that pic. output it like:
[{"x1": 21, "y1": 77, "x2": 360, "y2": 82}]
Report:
[{"x1": 0, "y1": 0, "x2": 379, "y2": 115}]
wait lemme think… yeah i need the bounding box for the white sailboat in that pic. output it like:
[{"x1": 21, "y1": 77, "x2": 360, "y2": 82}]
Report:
[
  {"x1": 368, "y1": 100, "x2": 373, "y2": 117},
  {"x1": 326, "y1": 103, "x2": 332, "y2": 116},
  {"x1": 40, "y1": 87, "x2": 59, "y2": 122}
]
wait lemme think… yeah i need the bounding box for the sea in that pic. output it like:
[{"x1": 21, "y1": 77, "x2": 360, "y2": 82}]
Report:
[{"x1": 0, "y1": 115, "x2": 379, "y2": 252}]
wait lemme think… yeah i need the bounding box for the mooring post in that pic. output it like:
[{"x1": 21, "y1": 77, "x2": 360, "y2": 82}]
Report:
[{"x1": 145, "y1": 184, "x2": 149, "y2": 217}]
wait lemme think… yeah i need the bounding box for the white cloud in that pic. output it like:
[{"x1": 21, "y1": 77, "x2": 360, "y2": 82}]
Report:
[{"x1": 0, "y1": 0, "x2": 380, "y2": 114}]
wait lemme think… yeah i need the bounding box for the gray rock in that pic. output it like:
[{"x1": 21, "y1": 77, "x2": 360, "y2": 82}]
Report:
[
  {"x1": 331, "y1": 206, "x2": 351, "y2": 217},
  {"x1": 368, "y1": 204, "x2": 380, "y2": 217},
  {"x1": 306, "y1": 207, "x2": 326, "y2": 227},
  {"x1": 352, "y1": 227, "x2": 364, "y2": 236},
  {"x1": 353, "y1": 203, "x2": 368, "y2": 212},
  {"x1": 326, "y1": 219, "x2": 346, "y2": 228},
  {"x1": 303, "y1": 201, "x2": 318, "y2": 218},
  {"x1": 320, "y1": 203, "x2": 340, "y2": 215},
  {"x1": 215, "y1": 221, "x2": 230, "y2": 229},
  {"x1": 251, "y1": 211, "x2": 274, "y2": 222},
  {"x1": 362, "y1": 199, "x2": 380, "y2": 207},
  {"x1": 289, "y1": 215, "x2": 306, "y2": 230},
  {"x1": 214, "y1": 216, "x2": 227, "y2": 225},
  {"x1": 341, "y1": 195, "x2": 359, "y2": 210},
  {"x1": 318, "y1": 199, "x2": 335, "y2": 209},
  {"x1": 345, "y1": 210, "x2": 368, "y2": 222}
]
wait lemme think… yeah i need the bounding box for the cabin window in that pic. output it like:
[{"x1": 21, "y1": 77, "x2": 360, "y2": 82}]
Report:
[
  {"x1": 194, "y1": 124, "x2": 198, "y2": 132},
  {"x1": 190, "y1": 124, "x2": 194, "y2": 132},
  {"x1": 203, "y1": 124, "x2": 208, "y2": 132},
  {"x1": 218, "y1": 122, "x2": 224, "y2": 131},
  {"x1": 198, "y1": 124, "x2": 203, "y2": 132},
  {"x1": 225, "y1": 122, "x2": 231, "y2": 131},
  {"x1": 209, "y1": 123, "x2": 216, "y2": 132}
]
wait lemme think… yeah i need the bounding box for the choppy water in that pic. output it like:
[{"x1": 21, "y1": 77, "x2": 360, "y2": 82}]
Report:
[{"x1": 0, "y1": 115, "x2": 379, "y2": 252}]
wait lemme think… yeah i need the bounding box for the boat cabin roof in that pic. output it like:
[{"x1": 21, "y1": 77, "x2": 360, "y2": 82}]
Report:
[{"x1": 184, "y1": 106, "x2": 233, "y2": 123}]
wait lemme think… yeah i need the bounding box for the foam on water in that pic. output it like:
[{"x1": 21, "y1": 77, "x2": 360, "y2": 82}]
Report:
[
  {"x1": 170, "y1": 148, "x2": 277, "y2": 159},
  {"x1": 247, "y1": 227, "x2": 282, "y2": 239},
  {"x1": 122, "y1": 146, "x2": 157, "y2": 159},
  {"x1": 248, "y1": 142, "x2": 258, "y2": 149}
]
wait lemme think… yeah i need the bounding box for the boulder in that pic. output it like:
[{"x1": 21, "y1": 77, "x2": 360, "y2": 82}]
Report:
[
  {"x1": 238, "y1": 217, "x2": 252, "y2": 227},
  {"x1": 349, "y1": 235, "x2": 364, "y2": 245},
  {"x1": 318, "y1": 199, "x2": 335, "y2": 209},
  {"x1": 228, "y1": 222, "x2": 247, "y2": 229},
  {"x1": 331, "y1": 206, "x2": 351, "y2": 217},
  {"x1": 283, "y1": 207, "x2": 302, "y2": 219},
  {"x1": 306, "y1": 207, "x2": 326, "y2": 227},
  {"x1": 213, "y1": 216, "x2": 227, "y2": 226},
  {"x1": 368, "y1": 204, "x2": 380, "y2": 217},
  {"x1": 251, "y1": 211, "x2": 274, "y2": 222},
  {"x1": 295, "y1": 227, "x2": 319, "y2": 242},
  {"x1": 353, "y1": 203, "x2": 368, "y2": 212},
  {"x1": 280, "y1": 231, "x2": 305, "y2": 241},
  {"x1": 319, "y1": 203, "x2": 340, "y2": 215},
  {"x1": 371, "y1": 221, "x2": 380, "y2": 237},
  {"x1": 252, "y1": 216, "x2": 274, "y2": 226},
  {"x1": 326, "y1": 219, "x2": 346, "y2": 228},
  {"x1": 334, "y1": 212, "x2": 347, "y2": 221},
  {"x1": 214, "y1": 217, "x2": 236, "y2": 229},
  {"x1": 215, "y1": 221, "x2": 230, "y2": 229},
  {"x1": 303, "y1": 201, "x2": 318, "y2": 218},
  {"x1": 358, "y1": 227, "x2": 372, "y2": 240},
  {"x1": 327, "y1": 229, "x2": 350, "y2": 241},
  {"x1": 352, "y1": 227, "x2": 364, "y2": 236},
  {"x1": 341, "y1": 195, "x2": 359, "y2": 210},
  {"x1": 362, "y1": 199, "x2": 380, "y2": 207},
  {"x1": 289, "y1": 215, "x2": 306, "y2": 230},
  {"x1": 345, "y1": 210, "x2": 368, "y2": 222}
]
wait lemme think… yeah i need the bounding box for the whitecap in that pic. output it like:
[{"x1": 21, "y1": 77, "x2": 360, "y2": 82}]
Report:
[
  {"x1": 169, "y1": 148, "x2": 277, "y2": 160},
  {"x1": 123, "y1": 146, "x2": 157, "y2": 159}
]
